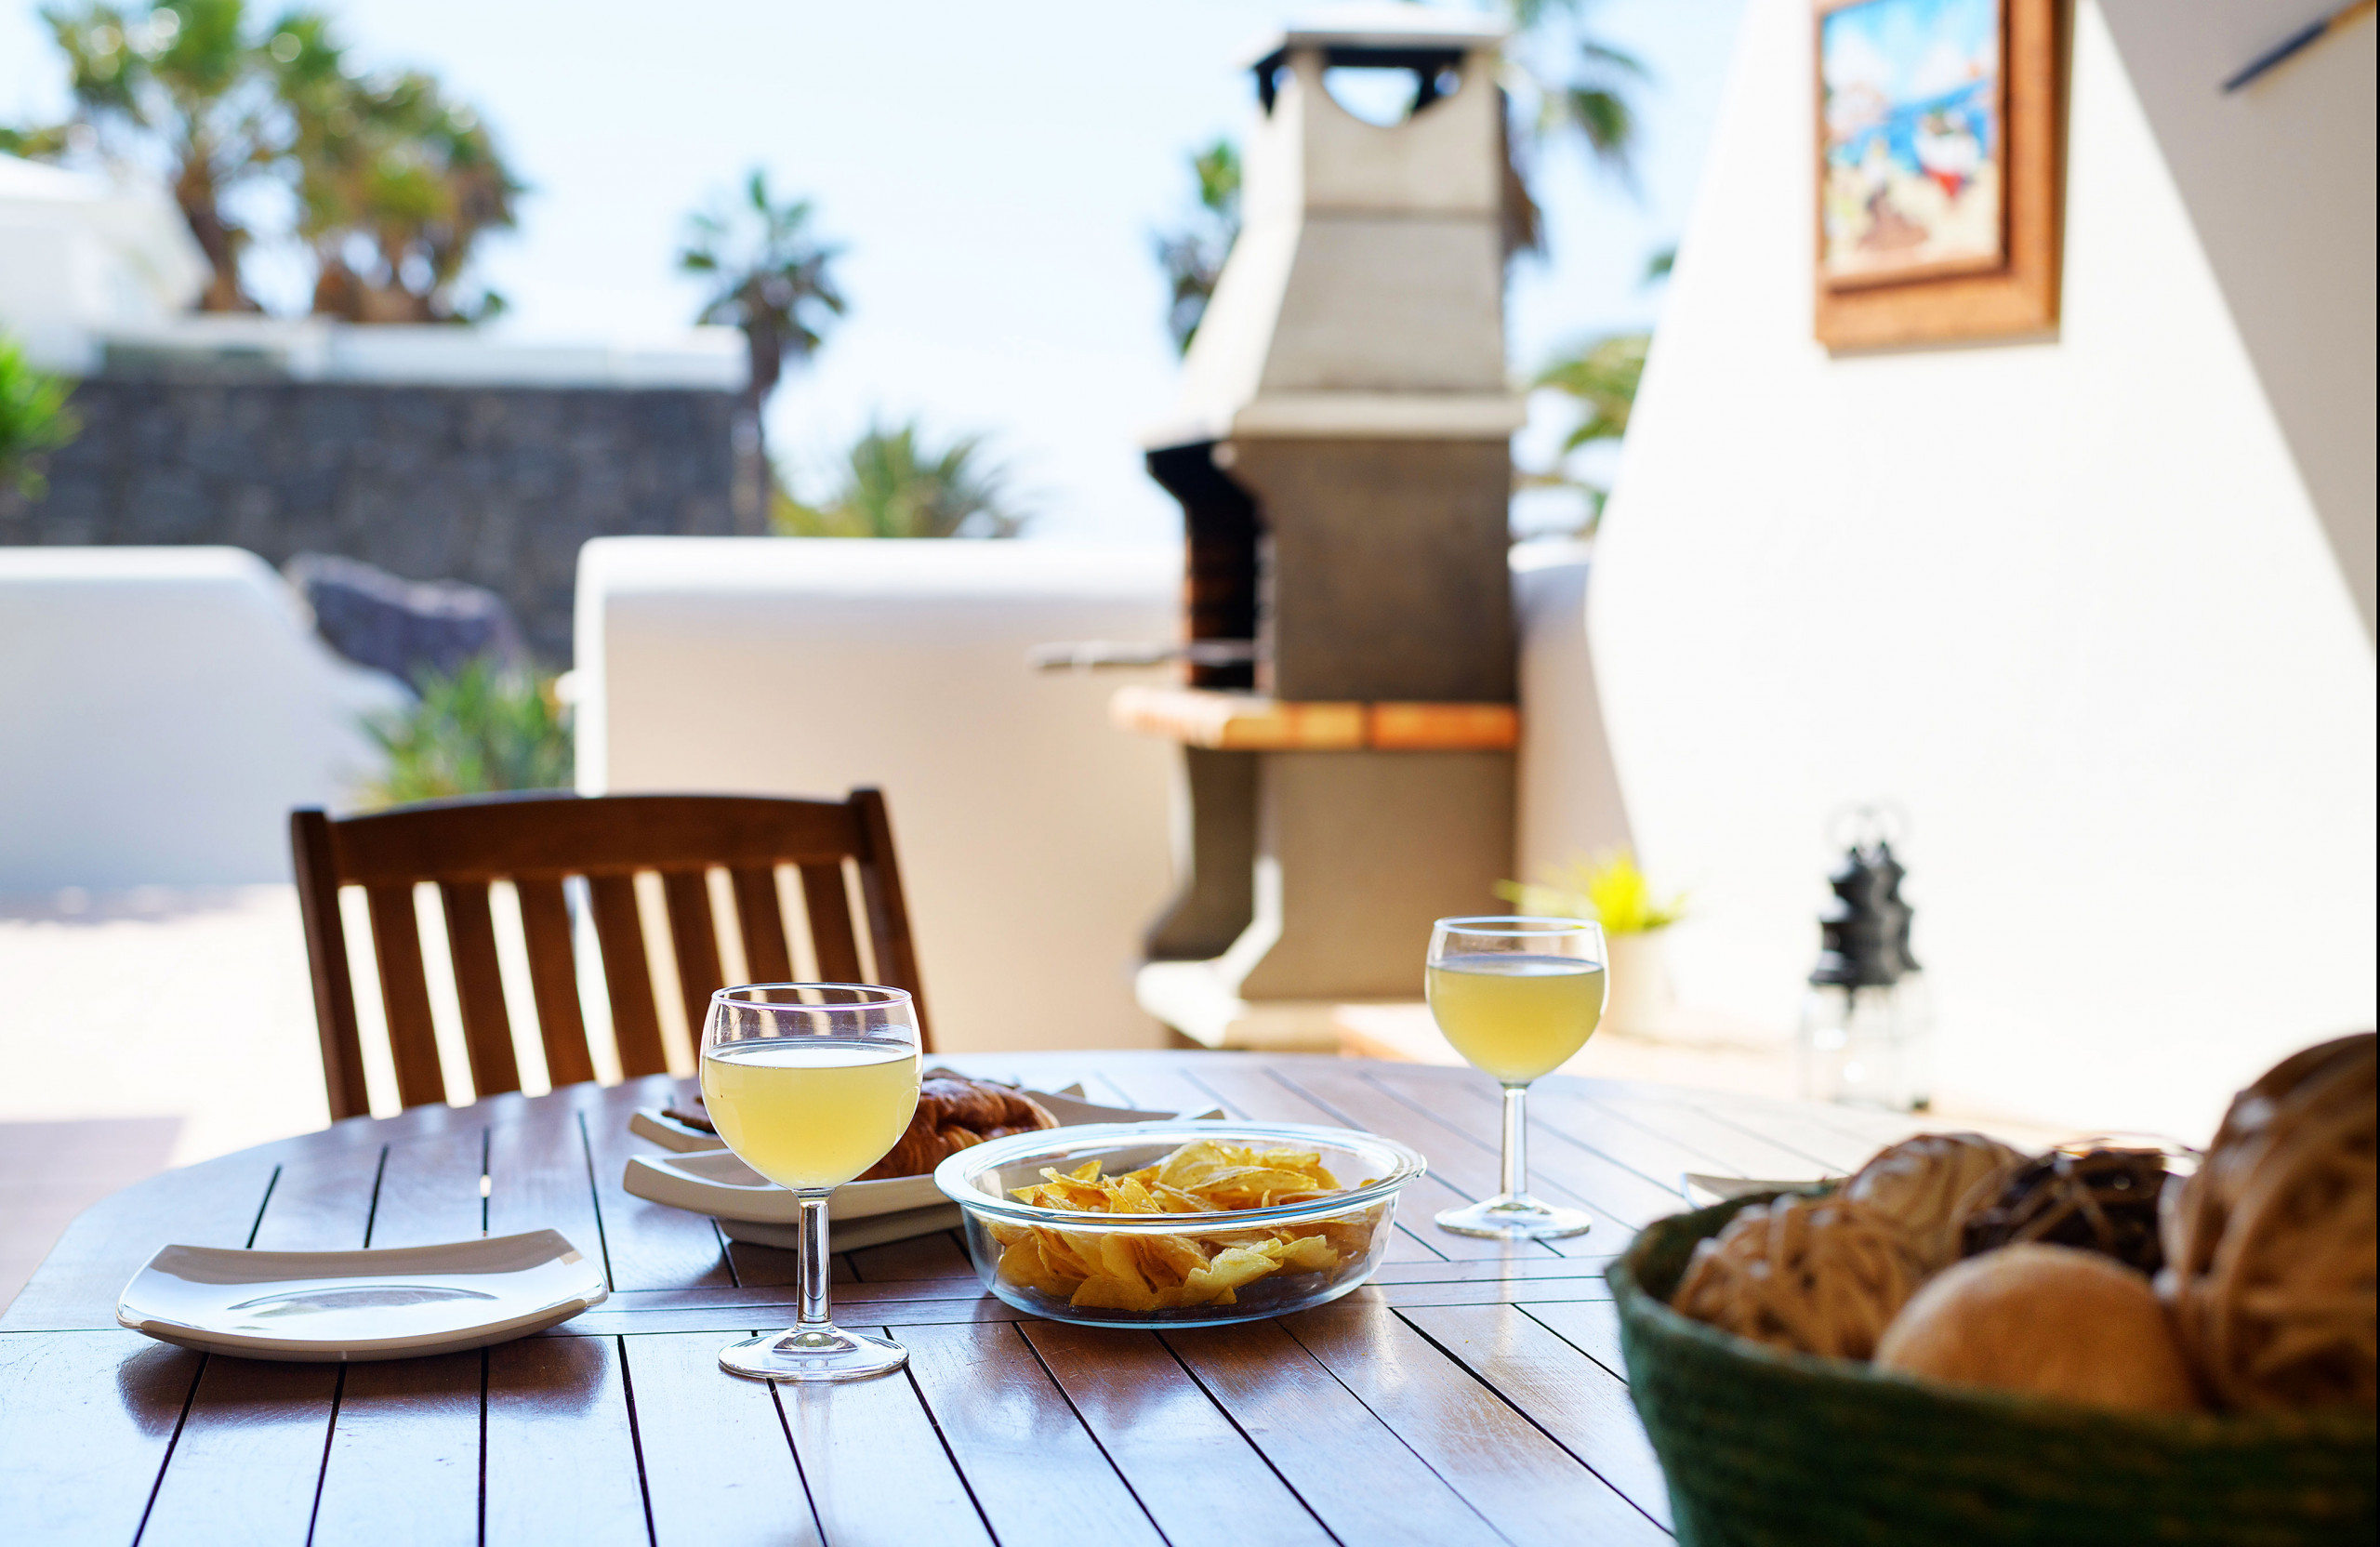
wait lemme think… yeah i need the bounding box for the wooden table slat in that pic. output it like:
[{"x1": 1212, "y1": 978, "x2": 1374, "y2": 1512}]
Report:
[
  {"x1": 484, "y1": 1089, "x2": 610, "y2": 1263},
  {"x1": 1022, "y1": 1320, "x2": 1337, "y2": 1547},
  {"x1": 1286, "y1": 1298, "x2": 1671, "y2": 1546},
  {"x1": 0, "y1": 1332, "x2": 204, "y2": 1542},
  {"x1": 311, "y1": 1351, "x2": 484, "y2": 1545},
  {"x1": 138, "y1": 1355, "x2": 341, "y2": 1546},
  {"x1": 1164, "y1": 1316, "x2": 1511, "y2": 1546},
  {"x1": 898, "y1": 1320, "x2": 1170, "y2": 1547},
  {"x1": 1401, "y1": 1302, "x2": 1673, "y2": 1530},
  {"x1": 772, "y1": 1341, "x2": 994, "y2": 1547},
  {"x1": 622, "y1": 1330, "x2": 822, "y2": 1547},
  {"x1": 368, "y1": 1120, "x2": 490, "y2": 1250},
  {"x1": 1519, "y1": 1298, "x2": 1629, "y2": 1380},
  {"x1": 483, "y1": 1334, "x2": 650, "y2": 1546},
  {"x1": 246, "y1": 1130, "x2": 387, "y2": 1254},
  {"x1": 580, "y1": 1077, "x2": 736, "y2": 1292}
]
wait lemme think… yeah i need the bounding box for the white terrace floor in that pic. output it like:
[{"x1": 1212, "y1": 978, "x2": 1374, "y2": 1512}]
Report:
[{"x1": 0, "y1": 885, "x2": 2069, "y2": 1312}]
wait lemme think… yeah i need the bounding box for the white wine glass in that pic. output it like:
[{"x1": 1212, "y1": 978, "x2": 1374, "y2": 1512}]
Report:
[
  {"x1": 1426, "y1": 917, "x2": 1607, "y2": 1239},
  {"x1": 700, "y1": 984, "x2": 922, "y2": 1382}
]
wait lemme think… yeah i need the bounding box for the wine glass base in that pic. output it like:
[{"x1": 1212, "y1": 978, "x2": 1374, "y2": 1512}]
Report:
[
  {"x1": 1435, "y1": 1194, "x2": 1593, "y2": 1241},
  {"x1": 719, "y1": 1325, "x2": 909, "y2": 1382}
]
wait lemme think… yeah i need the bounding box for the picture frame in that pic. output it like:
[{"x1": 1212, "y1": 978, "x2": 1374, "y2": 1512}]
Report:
[{"x1": 1813, "y1": 0, "x2": 2065, "y2": 350}]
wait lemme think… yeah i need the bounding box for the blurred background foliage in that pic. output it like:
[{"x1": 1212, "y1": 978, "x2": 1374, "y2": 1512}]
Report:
[
  {"x1": 0, "y1": 333, "x2": 81, "y2": 499},
  {"x1": 774, "y1": 418, "x2": 1027, "y2": 539},
  {"x1": 1498, "y1": 848, "x2": 1686, "y2": 935},
  {"x1": 10, "y1": 0, "x2": 518, "y2": 319},
  {"x1": 679, "y1": 167, "x2": 845, "y2": 479},
  {"x1": 361, "y1": 657, "x2": 571, "y2": 807}
]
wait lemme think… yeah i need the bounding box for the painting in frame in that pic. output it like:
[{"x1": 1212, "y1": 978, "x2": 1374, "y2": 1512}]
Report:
[{"x1": 1813, "y1": 0, "x2": 2063, "y2": 350}]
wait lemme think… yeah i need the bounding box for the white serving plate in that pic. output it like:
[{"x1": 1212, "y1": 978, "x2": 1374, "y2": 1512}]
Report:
[
  {"x1": 1682, "y1": 1172, "x2": 1832, "y2": 1208},
  {"x1": 116, "y1": 1229, "x2": 607, "y2": 1362},
  {"x1": 624, "y1": 1087, "x2": 1224, "y2": 1250}
]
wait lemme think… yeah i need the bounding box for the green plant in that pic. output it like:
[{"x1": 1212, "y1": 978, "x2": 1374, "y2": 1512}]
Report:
[
  {"x1": 272, "y1": 13, "x2": 522, "y2": 324},
  {"x1": 775, "y1": 418, "x2": 1027, "y2": 539},
  {"x1": 1496, "y1": 848, "x2": 1685, "y2": 934},
  {"x1": 20, "y1": 1, "x2": 515, "y2": 318},
  {"x1": 361, "y1": 656, "x2": 571, "y2": 808},
  {"x1": 1154, "y1": 138, "x2": 1242, "y2": 353},
  {"x1": 681, "y1": 169, "x2": 845, "y2": 460},
  {"x1": 0, "y1": 336, "x2": 80, "y2": 499}
]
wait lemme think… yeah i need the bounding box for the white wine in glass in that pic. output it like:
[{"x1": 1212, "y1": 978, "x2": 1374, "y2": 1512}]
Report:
[
  {"x1": 1427, "y1": 917, "x2": 1607, "y2": 1239},
  {"x1": 700, "y1": 984, "x2": 922, "y2": 1382}
]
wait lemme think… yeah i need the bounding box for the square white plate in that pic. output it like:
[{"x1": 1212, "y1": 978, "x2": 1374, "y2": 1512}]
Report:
[{"x1": 116, "y1": 1229, "x2": 608, "y2": 1362}]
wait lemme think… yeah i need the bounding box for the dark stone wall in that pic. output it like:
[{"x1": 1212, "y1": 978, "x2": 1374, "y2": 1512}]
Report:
[{"x1": 0, "y1": 376, "x2": 746, "y2": 663}]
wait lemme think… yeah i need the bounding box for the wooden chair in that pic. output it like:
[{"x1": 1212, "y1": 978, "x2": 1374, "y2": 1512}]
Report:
[{"x1": 291, "y1": 789, "x2": 931, "y2": 1120}]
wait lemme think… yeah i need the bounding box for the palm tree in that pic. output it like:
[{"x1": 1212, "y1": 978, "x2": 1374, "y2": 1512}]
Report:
[
  {"x1": 680, "y1": 171, "x2": 846, "y2": 462},
  {"x1": 22, "y1": 2, "x2": 517, "y2": 321},
  {"x1": 1153, "y1": 139, "x2": 1241, "y2": 354},
  {"x1": 33, "y1": 0, "x2": 284, "y2": 311},
  {"x1": 1493, "y1": 0, "x2": 1650, "y2": 256},
  {"x1": 776, "y1": 419, "x2": 1027, "y2": 540},
  {"x1": 273, "y1": 16, "x2": 522, "y2": 324}
]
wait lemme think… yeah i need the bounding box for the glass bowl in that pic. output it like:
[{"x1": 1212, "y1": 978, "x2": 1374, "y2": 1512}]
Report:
[{"x1": 932, "y1": 1121, "x2": 1428, "y2": 1328}]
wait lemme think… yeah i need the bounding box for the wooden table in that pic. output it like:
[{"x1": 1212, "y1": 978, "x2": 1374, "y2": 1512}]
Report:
[{"x1": 0, "y1": 1052, "x2": 1933, "y2": 1545}]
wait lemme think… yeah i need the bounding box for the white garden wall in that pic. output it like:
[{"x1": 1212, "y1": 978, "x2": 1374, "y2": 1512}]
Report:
[
  {"x1": 0, "y1": 548, "x2": 407, "y2": 890},
  {"x1": 1585, "y1": 0, "x2": 2377, "y2": 1140},
  {"x1": 575, "y1": 538, "x2": 1183, "y2": 1054}
]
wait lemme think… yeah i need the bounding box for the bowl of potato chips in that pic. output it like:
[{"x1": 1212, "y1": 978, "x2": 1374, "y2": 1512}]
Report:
[{"x1": 933, "y1": 1121, "x2": 1426, "y2": 1327}]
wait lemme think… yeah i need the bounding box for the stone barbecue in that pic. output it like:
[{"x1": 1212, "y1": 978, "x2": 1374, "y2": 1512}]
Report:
[{"x1": 1121, "y1": 7, "x2": 1525, "y2": 1049}]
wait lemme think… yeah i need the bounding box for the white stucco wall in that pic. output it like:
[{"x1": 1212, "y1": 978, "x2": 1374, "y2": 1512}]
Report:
[
  {"x1": 575, "y1": 538, "x2": 1183, "y2": 1054},
  {"x1": 1586, "y1": 0, "x2": 2377, "y2": 1140},
  {"x1": 0, "y1": 548, "x2": 407, "y2": 890}
]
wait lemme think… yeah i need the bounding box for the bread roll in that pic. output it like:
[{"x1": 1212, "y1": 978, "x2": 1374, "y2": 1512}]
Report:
[{"x1": 1876, "y1": 1243, "x2": 2200, "y2": 1412}]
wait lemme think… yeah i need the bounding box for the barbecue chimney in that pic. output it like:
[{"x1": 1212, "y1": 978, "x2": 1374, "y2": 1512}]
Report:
[{"x1": 1120, "y1": 5, "x2": 1527, "y2": 1049}]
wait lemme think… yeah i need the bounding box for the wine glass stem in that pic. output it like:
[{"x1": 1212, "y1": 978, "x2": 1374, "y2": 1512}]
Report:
[
  {"x1": 1501, "y1": 1083, "x2": 1529, "y2": 1200},
  {"x1": 798, "y1": 1192, "x2": 832, "y2": 1331}
]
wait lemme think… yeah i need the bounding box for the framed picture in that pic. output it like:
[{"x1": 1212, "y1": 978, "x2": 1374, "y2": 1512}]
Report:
[{"x1": 1814, "y1": 0, "x2": 2064, "y2": 350}]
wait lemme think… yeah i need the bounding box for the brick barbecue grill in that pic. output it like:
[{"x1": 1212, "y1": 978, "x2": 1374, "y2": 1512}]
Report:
[{"x1": 1118, "y1": 7, "x2": 1527, "y2": 1049}]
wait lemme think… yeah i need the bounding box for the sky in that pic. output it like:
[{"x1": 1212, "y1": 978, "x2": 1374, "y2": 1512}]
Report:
[{"x1": 2, "y1": 0, "x2": 1749, "y2": 541}]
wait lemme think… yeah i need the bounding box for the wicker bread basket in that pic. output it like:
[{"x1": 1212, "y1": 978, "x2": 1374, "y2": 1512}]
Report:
[{"x1": 1611, "y1": 1194, "x2": 2377, "y2": 1546}]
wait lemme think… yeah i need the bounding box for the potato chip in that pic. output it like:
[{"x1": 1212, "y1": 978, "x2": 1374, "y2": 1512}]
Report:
[{"x1": 990, "y1": 1139, "x2": 1384, "y2": 1311}]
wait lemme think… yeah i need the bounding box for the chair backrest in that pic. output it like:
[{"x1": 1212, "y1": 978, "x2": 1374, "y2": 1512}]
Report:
[{"x1": 290, "y1": 788, "x2": 930, "y2": 1119}]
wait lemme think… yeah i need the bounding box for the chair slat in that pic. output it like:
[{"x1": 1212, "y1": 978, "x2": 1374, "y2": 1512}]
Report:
[
  {"x1": 853, "y1": 787, "x2": 933, "y2": 1051},
  {"x1": 729, "y1": 866, "x2": 793, "y2": 983},
  {"x1": 364, "y1": 883, "x2": 448, "y2": 1109},
  {"x1": 292, "y1": 811, "x2": 370, "y2": 1121},
  {"x1": 438, "y1": 880, "x2": 521, "y2": 1098},
  {"x1": 659, "y1": 869, "x2": 724, "y2": 1036},
  {"x1": 588, "y1": 874, "x2": 668, "y2": 1078},
  {"x1": 800, "y1": 863, "x2": 865, "y2": 983},
  {"x1": 514, "y1": 877, "x2": 594, "y2": 1089}
]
